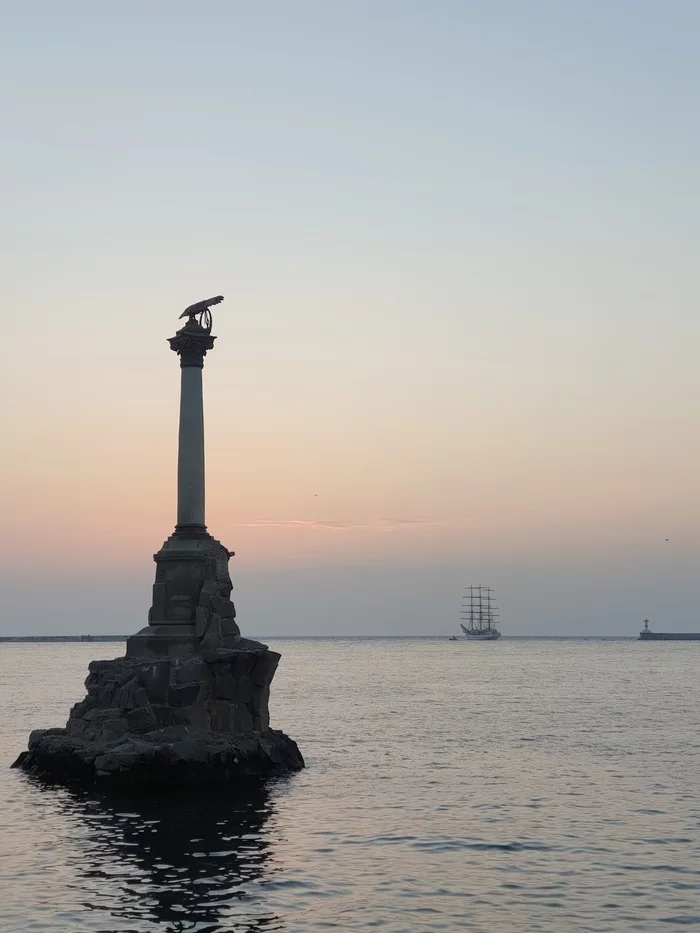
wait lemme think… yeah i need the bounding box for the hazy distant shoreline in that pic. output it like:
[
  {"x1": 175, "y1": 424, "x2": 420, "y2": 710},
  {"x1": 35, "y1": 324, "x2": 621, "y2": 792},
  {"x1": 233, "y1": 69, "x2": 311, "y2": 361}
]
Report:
[
  {"x1": 0, "y1": 636, "x2": 127, "y2": 643},
  {"x1": 0, "y1": 634, "x2": 640, "y2": 642}
]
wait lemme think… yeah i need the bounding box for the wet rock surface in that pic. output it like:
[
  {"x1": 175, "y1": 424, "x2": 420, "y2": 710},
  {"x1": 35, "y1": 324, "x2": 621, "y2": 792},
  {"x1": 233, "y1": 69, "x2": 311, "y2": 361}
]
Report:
[{"x1": 13, "y1": 726, "x2": 303, "y2": 787}]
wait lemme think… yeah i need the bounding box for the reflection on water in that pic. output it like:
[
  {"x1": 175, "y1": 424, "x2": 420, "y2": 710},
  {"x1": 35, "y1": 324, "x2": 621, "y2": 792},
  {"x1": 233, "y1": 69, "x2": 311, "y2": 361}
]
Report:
[{"x1": 50, "y1": 778, "x2": 286, "y2": 932}]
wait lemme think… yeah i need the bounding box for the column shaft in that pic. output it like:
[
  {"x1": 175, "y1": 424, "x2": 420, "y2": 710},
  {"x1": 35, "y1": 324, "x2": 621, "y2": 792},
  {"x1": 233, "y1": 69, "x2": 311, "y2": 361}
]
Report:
[{"x1": 177, "y1": 365, "x2": 206, "y2": 529}]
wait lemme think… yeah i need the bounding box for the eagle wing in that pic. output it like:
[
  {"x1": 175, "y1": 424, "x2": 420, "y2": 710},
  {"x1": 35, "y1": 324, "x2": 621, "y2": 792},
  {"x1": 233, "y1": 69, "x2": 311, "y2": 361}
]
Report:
[{"x1": 180, "y1": 295, "x2": 224, "y2": 319}]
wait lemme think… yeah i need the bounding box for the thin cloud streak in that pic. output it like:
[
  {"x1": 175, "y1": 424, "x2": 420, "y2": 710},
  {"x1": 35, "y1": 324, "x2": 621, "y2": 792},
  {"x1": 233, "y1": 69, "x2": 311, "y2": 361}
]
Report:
[
  {"x1": 239, "y1": 518, "x2": 447, "y2": 531},
  {"x1": 382, "y1": 518, "x2": 446, "y2": 526},
  {"x1": 240, "y1": 520, "x2": 350, "y2": 531}
]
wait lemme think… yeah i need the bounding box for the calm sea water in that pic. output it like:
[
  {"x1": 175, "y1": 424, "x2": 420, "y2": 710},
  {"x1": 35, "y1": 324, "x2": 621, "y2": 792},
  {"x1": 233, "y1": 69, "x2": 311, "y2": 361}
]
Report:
[{"x1": 1, "y1": 637, "x2": 699, "y2": 932}]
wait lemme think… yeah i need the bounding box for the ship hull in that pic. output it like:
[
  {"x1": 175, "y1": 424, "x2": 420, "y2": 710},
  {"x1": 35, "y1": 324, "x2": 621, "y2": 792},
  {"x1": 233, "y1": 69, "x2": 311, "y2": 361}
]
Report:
[
  {"x1": 639, "y1": 632, "x2": 700, "y2": 641},
  {"x1": 460, "y1": 625, "x2": 501, "y2": 641}
]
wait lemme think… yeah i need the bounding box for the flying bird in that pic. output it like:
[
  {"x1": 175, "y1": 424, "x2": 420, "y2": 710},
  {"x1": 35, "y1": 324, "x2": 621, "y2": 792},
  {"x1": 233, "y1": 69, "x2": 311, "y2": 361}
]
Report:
[{"x1": 179, "y1": 295, "x2": 224, "y2": 319}]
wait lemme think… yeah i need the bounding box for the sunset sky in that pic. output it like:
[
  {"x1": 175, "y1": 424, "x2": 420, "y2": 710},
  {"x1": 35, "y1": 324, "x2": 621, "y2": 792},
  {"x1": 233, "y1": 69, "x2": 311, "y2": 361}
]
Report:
[{"x1": 3, "y1": 1, "x2": 699, "y2": 635}]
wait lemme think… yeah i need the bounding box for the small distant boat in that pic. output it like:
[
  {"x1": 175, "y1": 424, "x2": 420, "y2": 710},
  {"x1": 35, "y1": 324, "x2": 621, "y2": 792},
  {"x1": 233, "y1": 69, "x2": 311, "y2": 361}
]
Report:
[
  {"x1": 638, "y1": 618, "x2": 700, "y2": 641},
  {"x1": 448, "y1": 635, "x2": 459, "y2": 641},
  {"x1": 459, "y1": 585, "x2": 501, "y2": 641}
]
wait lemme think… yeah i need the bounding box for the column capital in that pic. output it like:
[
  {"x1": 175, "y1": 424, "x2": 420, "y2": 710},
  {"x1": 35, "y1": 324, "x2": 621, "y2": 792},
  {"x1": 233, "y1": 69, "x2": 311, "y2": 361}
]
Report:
[{"x1": 168, "y1": 318, "x2": 216, "y2": 368}]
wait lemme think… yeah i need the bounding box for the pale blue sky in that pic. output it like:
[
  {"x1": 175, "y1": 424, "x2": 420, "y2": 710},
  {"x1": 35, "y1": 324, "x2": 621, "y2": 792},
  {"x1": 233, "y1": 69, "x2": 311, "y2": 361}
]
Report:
[{"x1": 2, "y1": 1, "x2": 699, "y2": 635}]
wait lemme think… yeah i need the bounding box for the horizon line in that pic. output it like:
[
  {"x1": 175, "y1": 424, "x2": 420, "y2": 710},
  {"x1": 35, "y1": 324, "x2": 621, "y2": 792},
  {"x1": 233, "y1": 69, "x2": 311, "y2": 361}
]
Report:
[{"x1": 0, "y1": 633, "x2": 641, "y2": 642}]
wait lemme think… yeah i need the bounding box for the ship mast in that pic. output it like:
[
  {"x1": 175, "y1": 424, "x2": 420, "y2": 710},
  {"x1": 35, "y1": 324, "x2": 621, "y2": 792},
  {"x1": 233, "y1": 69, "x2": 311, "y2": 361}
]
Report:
[
  {"x1": 485, "y1": 587, "x2": 499, "y2": 629},
  {"x1": 459, "y1": 583, "x2": 501, "y2": 636},
  {"x1": 460, "y1": 584, "x2": 500, "y2": 633}
]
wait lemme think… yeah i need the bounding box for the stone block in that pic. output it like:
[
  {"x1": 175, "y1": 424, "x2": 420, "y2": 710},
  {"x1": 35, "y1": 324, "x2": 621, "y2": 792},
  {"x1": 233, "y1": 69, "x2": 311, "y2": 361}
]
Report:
[
  {"x1": 118, "y1": 668, "x2": 136, "y2": 687},
  {"x1": 29, "y1": 729, "x2": 48, "y2": 749},
  {"x1": 211, "y1": 595, "x2": 235, "y2": 618},
  {"x1": 200, "y1": 617, "x2": 223, "y2": 652},
  {"x1": 237, "y1": 675, "x2": 253, "y2": 704},
  {"x1": 150, "y1": 582, "x2": 167, "y2": 621},
  {"x1": 66, "y1": 718, "x2": 82, "y2": 736},
  {"x1": 209, "y1": 700, "x2": 231, "y2": 732},
  {"x1": 110, "y1": 748, "x2": 139, "y2": 769},
  {"x1": 194, "y1": 606, "x2": 210, "y2": 638},
  {"x1": 171, "y1": 738, "x2": 208, "y2": 764},
  {"x1": 126, "y1": 706, "x2": 158, "y2": 732},
  {"x1": 219, "y1": 618, "x2": 240, "y2": 641},
  {"x1": 118, "y1": 678, "x2": 140, "y2": 709},
  {"x1": 199, "y1": 677, "x2": 212, "y2": 698},
  {"x1": 253, "y1": 653, "x2": 279, "y2": 687},
  {"x1": 143, "y1": 661, "x2": 171, "y2": 703},
  {"x1": 174, "y1": 658, "x2": 207, "y2": 685},
  {"x1": 96, "y1": 684, "x2": 117, "y2": 708},
  {"x1": 172, "y1": 704, "x2": 209, "y2": 730},
  {"x1": 94, "y1": 754, "x2": 121, "y2": 772},
  {"x1": 170, "y1": 707, "x2": 187, "y2": 726},
  {"x1": 152, "y1": 705, "x2": 175, "y2": 727},
  {"x1": 102, "y1": 717, "x2": 128, "y2": 741},
  {"x1": 234, "y1": 651, "x2": 257, "y2": 679},
  {"x1": 213, "y1": 669, "x2": 237, "y2": 700},
  {"x1": 258, "y1": 708, "x2": 270, "y2": 732},
  {"x1": 155, "y1": 725, "x2": 186, "y2": 743},
  {"x1": 198, "y1": 579, "x2": 217, "y2": 607},
  {"x1": 252, "y1": 685, "x2": 270, "y2": 714},
  {"x1": 168, "y1": 683, "x2": 200, "y2": 707},
  {"x1": 168, "y1": 640, "x2": 197, "y2": 658},
  {"x1": 80, "y1": 708, "x2": 101, "y2": 723},
  {"x1": 134, "y1": 687, "x2": 150, "y2": 709},
  {"x1": 233, "y1": 704, "x2": 254, "y2": 733}
]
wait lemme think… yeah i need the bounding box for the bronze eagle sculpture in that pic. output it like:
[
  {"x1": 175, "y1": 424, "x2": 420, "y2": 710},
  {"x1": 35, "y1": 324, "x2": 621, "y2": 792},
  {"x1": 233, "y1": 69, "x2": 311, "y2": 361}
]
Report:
[
  {"x1": 178, "y1": 295, "x2": 223, "y2": 333},
  {"x1": 179, "y1": 295, "x2": 224, "y2": 320}
]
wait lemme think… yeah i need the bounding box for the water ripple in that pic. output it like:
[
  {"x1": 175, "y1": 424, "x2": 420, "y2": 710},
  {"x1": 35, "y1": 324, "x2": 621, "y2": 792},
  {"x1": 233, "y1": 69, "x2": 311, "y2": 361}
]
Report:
[{"x1": 2, "y1": 638, "x2": 700, "y2": 931}]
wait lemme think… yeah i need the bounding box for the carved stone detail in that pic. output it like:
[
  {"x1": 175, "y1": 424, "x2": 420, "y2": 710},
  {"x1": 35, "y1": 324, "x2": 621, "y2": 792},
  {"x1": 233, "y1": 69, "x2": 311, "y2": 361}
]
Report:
[
  {"x1": 131, "y1": 532, "x2": 240, "y2": 658},
  {"x1": 168, "y1": 317, "x2": 216, "y2": 368}
]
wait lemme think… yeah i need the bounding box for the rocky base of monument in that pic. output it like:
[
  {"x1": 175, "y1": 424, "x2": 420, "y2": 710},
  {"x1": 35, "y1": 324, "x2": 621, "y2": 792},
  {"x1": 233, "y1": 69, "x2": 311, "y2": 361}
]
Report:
[
  {"x1": 12, "y1": 640, "x2": 304, "y2": 788},
  {"x1": 13, "y1": 726, "x2": 303, "y2": 788}
]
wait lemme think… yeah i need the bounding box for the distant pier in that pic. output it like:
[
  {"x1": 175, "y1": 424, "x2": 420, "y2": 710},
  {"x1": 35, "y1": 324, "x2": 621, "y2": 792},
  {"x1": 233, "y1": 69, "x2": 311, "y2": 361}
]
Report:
[
  {"x1": 638, "y1": 618, "x2": 700, "y2": 641},
  {"x1": 0, "y1": 636, "x2": 126, "y2": 643}
]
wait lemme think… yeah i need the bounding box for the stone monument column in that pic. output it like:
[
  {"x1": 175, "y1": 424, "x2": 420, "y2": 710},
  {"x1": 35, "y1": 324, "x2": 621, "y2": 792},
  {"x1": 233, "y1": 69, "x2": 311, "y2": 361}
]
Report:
[{"x1": 170, "y1": 320, "x2": 214, "y2": 536}]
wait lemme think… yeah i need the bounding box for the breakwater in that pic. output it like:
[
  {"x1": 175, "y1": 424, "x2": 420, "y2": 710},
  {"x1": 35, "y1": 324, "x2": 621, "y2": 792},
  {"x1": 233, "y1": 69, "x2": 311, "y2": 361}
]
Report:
[{"x1": 0, "y1": 636, "x2": 125, "y2": 643}]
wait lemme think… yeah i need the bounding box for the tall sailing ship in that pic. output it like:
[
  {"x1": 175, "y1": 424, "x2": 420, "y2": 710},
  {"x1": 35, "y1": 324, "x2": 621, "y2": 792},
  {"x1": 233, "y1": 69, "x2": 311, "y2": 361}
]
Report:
[{"x1": 460, "y1": 585, "x2": 501, "y2": 640}]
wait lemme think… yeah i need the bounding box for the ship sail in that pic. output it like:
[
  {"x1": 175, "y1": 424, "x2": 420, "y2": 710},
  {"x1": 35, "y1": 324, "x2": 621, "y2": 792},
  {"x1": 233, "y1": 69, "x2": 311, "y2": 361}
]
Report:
[{"x1": 459, "y1": 585, "x2": 501, "y2": 641}]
